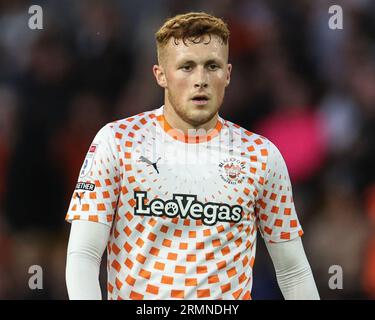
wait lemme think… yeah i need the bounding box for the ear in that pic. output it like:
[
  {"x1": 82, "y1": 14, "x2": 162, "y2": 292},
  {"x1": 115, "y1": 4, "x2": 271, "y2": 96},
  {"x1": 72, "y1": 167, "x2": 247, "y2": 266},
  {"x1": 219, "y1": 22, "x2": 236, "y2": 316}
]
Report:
[
  {"x1": 225, "y1": 63, "x2": 232, "y2": 87},
  {"x1": 153, "y1": 64, "x2": 167, "y2": 88}
]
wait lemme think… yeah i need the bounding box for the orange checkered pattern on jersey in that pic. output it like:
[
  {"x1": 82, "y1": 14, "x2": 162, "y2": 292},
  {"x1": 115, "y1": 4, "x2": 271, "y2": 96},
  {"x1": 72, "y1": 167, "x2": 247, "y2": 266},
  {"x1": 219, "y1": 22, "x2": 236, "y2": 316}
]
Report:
[{"x1": 66, "y1": 106, "x2": 303, "y2": 299}]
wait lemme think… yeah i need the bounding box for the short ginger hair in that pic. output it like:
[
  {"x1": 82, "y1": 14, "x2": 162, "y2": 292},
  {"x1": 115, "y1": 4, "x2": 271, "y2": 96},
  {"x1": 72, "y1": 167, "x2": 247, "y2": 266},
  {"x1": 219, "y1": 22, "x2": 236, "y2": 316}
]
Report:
[{"x1": 155, "y1": 12, "x2": 230, "y2": 64}]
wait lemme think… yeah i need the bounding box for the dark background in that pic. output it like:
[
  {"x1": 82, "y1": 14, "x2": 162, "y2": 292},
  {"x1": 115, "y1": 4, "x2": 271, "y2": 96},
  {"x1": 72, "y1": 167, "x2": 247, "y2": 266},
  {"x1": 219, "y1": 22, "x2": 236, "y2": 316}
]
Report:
[{"x1": 0, "y1": 0, "x2": 374, "y2": 299}]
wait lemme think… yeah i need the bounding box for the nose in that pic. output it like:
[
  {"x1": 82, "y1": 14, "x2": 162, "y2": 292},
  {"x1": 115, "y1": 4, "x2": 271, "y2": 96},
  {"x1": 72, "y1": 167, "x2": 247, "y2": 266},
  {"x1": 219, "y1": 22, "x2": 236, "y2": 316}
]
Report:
[
  {"x1": 194, "y1": 82, "x2": 208, "y2": 89},
  {"x1": 194, "y1": 67, "x2": 208, "y2": 89}
]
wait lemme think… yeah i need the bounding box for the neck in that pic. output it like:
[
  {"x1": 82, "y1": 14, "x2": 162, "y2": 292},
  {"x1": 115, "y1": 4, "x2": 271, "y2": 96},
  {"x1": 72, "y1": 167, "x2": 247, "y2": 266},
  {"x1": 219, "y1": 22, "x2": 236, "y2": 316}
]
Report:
[{"x1": 163, "y1": 101, "x2": 219, "y2": 136}]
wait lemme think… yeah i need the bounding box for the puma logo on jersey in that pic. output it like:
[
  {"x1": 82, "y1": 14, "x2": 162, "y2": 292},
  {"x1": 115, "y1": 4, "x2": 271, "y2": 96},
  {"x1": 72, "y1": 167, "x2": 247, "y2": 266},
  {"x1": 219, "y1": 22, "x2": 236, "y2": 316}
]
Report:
[
  {"x1": 139, "y1": 156, "x2": 161, "y2": 174},
  {"x1": 75, "y1": 192, "x2": 85, "y2": 205},
  {"x1": 134, "y1": 191, "x2": 243, "y2": 226}
]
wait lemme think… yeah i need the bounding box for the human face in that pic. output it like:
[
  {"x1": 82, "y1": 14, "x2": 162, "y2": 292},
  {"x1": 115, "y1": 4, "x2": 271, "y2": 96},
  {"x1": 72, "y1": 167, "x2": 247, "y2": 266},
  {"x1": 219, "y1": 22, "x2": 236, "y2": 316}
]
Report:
[{"x1": 153, "y1": 34, "x2": 232, "y2": 129}]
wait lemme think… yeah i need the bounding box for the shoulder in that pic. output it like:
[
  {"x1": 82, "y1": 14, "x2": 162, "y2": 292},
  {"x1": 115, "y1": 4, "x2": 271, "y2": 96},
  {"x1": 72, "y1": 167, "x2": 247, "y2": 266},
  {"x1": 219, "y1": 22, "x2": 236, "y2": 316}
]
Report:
[
  {"x1": 220, "y1": 117, "x2": 275, "y2": 153},
  {"x1": 220, "y1": 117, "x2": 287, "y2": 170},
  {"x1": 98, "y1": 108, "x2": 160, "y2": 138}
]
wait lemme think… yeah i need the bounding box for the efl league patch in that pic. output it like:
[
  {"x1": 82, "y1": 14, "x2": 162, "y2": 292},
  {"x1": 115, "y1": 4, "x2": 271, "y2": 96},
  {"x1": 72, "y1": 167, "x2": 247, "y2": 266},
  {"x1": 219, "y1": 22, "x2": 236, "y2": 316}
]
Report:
[
  {"x1": 79, "y1": 144, "x2": 98, "y2": 178},
  {"x1": 89, "y1": 145, "x2": 97, "y2": 153}
]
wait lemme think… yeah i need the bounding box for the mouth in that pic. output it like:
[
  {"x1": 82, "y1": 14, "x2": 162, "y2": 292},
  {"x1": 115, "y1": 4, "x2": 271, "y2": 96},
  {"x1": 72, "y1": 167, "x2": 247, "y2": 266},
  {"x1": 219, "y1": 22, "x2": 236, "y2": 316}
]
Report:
[{"x1": 191, "y1": 94, "x2": 210, "y2": 106}]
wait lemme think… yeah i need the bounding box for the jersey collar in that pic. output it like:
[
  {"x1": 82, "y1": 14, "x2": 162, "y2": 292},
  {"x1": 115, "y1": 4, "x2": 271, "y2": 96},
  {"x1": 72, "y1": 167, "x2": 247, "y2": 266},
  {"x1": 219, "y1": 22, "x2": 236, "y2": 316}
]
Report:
[{"x1": 155, "y1": 106, "x2": 223, "y2": 144}]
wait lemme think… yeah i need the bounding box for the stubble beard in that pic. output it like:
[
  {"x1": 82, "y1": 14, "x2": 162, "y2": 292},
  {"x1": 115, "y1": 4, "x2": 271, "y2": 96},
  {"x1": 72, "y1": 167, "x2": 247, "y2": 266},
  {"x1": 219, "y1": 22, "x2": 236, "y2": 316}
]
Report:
[{"x1": 167, "y1": 91, "x2": 222, "y2": 129}]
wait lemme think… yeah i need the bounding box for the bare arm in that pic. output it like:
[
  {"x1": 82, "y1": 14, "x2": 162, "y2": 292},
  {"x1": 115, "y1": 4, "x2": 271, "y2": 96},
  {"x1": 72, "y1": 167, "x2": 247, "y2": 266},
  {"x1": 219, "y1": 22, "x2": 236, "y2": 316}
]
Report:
[
  {"x1": 66, "y1": 220, "x2": 111, "y2": 300},
  {"x1": 265, "y1": 237, "x2": 320, "y2": 300}
]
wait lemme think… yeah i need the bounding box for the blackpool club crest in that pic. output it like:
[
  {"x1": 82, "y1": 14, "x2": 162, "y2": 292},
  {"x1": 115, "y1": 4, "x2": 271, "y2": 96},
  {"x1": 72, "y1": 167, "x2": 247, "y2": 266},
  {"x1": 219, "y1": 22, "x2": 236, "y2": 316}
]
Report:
[{"x1": 219, "y1": 157, "x2": 245, "y2": 184}]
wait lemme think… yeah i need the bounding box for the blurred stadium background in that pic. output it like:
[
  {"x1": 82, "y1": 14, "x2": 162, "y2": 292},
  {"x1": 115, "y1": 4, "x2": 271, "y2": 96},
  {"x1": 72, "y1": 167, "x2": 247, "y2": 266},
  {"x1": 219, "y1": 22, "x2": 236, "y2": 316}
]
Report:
[{"x1": 0, "y1": 0, "x2": 375, "y2": 299}]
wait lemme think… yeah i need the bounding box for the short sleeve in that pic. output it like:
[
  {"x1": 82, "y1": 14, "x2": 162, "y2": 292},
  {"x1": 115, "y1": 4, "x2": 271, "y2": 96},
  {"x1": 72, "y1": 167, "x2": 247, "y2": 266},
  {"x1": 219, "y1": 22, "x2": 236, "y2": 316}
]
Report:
[
  {"x1": 65, "y1": 124, "x2": 120, "y2": 227},
  {"x1": 255, "y1": 140, "x2": 304, "y2": 243}
]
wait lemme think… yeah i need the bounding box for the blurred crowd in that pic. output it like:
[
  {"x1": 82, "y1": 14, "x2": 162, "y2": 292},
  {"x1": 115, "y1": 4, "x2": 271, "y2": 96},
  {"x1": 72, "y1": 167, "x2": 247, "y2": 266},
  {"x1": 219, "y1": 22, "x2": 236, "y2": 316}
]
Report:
[{"x1": 0, "y1": 0, "x2": 375, "y2": 299}]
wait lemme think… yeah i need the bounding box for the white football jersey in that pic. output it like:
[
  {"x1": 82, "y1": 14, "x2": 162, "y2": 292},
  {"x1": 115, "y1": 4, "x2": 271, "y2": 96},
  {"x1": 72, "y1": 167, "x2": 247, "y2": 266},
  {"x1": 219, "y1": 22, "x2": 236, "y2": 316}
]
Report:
[{"x1": 66, "y1": 105, "x2": 303, "y2": 300}]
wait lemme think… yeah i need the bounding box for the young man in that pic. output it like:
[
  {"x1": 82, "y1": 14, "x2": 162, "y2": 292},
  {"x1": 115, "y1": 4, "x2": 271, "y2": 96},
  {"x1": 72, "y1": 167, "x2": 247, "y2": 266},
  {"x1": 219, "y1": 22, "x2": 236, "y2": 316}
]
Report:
[{"x1": 65, "y1": 12, "x2": 319, "y2": 300}]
